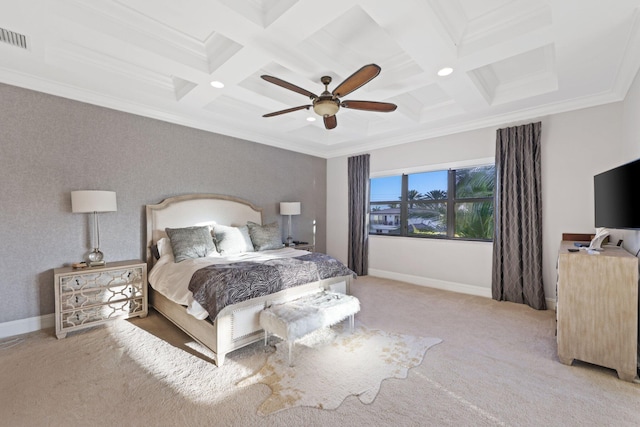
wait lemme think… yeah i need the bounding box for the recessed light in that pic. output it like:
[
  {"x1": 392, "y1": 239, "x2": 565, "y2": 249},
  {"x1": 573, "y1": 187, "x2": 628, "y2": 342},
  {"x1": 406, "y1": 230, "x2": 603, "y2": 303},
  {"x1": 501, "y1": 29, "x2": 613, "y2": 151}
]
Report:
[
  {"x1": 437, "y1": 67, "x2": 453, "y2": 77},
  {"x1": 306, "y1": 117, "x2": 316, "y2": 122},
  {"x1": 210, "y1": 81, "x2": 224, "y2": 88}
]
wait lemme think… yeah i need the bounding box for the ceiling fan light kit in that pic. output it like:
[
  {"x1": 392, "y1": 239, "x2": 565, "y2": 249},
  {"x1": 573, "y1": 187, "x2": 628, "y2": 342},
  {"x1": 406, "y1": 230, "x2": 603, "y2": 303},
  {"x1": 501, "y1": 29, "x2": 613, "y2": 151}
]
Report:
[
  {"x1": 313, "y1": 101, "x2": 340, "y2": 116},
  {"x1": 261, "y1": 63, "x2": 397, "y2": 130},
  {"x1": 313, "y1": 99, "x2": 340, "y2": 117}
]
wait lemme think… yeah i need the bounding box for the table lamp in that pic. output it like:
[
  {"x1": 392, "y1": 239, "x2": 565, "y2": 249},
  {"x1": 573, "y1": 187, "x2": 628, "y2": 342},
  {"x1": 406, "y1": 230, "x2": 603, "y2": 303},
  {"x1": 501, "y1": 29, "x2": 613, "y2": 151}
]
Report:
[
  {"x1": 71, "y1": 190, "x2": 117, "y2": 265},
  {"x1": 280, "y1": 202, "x2": 300, "y2": 247}
]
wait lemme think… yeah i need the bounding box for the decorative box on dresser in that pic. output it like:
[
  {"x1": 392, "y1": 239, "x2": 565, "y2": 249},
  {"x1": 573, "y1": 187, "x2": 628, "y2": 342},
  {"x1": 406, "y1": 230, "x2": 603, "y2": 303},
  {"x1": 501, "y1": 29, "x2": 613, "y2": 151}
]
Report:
[
  {"x1": 54, "y1": 260, "x2": 148, "y2": 339},
  {"x1": 556, "y1": 241, "x2": 639, "y2": 381}
]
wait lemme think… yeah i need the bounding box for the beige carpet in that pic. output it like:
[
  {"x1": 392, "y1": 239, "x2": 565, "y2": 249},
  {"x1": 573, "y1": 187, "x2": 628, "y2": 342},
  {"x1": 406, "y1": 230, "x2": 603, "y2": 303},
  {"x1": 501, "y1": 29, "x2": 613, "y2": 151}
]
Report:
[
  {"x1": 239, "y1": 324, "x2": 441, "y2": 414},
  {"x1": 1, "y1": 276, "x2": 639, "y2": 426}
]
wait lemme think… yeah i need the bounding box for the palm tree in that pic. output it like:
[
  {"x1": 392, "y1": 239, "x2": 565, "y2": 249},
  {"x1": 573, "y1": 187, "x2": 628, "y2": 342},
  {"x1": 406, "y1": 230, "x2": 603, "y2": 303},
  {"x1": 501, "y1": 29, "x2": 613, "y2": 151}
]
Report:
[
  {"x1": 423, "y1": 189, "x2": 447, "y2": 200},
  {"x1": 403, "y1": 189, "x2": 446, "y2": 234},
  {"x1": 455, "y1": 166, "x2": 494, "y2": 198},
  {"x1": 455, "y1": 201, "x2": 494, "y2": 239},
  {"x1": 454, "y1": 166, "x2": 495, "y2": 239},
  {"x1": 406, "y1": 189, "x2": 423, "y2": 208}
]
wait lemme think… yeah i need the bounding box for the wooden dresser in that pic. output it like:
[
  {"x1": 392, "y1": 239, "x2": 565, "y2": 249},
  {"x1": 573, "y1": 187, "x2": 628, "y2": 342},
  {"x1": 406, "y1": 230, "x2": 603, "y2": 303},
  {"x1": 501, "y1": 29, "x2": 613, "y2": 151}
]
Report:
[{"x1": 556, "y1": 241, "x2": 638, "y2": 381}]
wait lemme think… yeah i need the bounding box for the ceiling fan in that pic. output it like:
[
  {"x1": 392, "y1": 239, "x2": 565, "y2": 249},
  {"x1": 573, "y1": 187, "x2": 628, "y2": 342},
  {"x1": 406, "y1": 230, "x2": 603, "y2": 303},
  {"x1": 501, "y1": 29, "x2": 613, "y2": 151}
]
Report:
[{"x1": 261, "y1": 63, "x2": 397, "y2": 130}]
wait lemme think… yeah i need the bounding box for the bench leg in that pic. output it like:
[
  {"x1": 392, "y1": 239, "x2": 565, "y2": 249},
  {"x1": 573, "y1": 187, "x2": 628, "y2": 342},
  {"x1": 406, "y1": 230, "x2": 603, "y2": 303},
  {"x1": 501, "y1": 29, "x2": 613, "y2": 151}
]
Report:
[
  {"x1": 264, "y1": 330, "x2": 268, "y2": 346},
  {"x1": 349, "y1": 314, "x2": 354, "y2": 333},
  {"x1": 288, "y1": 341, "x2": 294, "y2": 366}
]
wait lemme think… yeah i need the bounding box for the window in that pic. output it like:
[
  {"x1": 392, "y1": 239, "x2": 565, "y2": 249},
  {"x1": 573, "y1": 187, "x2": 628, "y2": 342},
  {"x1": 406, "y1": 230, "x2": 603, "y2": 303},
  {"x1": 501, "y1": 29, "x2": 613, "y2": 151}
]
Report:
[{"x1": 369, "y1": 165, "x2": 495, "y2": 240}]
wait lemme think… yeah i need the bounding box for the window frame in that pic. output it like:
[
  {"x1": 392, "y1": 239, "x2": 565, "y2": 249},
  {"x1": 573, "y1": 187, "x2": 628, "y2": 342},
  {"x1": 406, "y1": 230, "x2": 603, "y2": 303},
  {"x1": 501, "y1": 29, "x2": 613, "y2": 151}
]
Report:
[{"x1": 369, "y1": 165, "x2": 495, "y2": 242}]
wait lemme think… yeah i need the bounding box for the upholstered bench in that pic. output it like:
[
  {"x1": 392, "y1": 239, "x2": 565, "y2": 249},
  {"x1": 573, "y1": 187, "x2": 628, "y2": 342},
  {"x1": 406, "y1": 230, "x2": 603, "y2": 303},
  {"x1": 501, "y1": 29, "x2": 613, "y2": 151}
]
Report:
[{"x1": 260, "y1": 290, "x2": 360, "y2": 366}]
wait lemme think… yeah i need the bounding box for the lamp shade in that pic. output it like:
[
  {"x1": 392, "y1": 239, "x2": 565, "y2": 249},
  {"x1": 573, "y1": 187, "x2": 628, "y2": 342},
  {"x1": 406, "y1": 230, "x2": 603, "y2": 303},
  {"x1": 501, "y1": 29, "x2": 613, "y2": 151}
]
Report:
[
  {"x1": 71, "y1": 191, "x2": 117, "y2": 213},
  {"x1": 280, "y1": 202, "x2": 301, "y2": 216}
]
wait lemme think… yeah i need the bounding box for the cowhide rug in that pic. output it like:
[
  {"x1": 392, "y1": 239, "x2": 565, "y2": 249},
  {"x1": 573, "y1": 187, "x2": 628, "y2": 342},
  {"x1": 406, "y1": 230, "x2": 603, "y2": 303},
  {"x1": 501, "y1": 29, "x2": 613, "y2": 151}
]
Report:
[{"x1": 238, "y1": 323, "x2": 442, "y2": 415}]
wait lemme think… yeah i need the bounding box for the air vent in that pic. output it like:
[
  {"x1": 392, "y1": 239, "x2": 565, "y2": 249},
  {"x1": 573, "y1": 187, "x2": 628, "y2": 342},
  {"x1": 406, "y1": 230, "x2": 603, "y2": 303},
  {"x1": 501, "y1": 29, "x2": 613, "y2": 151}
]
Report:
[{"x1": 0, "y1": 27, "x2": 28, "y2": 50}]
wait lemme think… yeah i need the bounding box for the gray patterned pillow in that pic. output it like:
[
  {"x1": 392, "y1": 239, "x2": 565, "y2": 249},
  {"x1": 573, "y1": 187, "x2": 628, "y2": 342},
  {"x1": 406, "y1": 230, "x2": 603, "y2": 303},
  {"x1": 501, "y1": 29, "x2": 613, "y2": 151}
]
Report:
[
  {"x1": 212, "y1": 225, "x2": 255, "y2": 255},
  {"x1": 165, "y1": 226, "x2": 216, "y2": 263},
  {"x1": 247, "y1": 221, "x2": 284, "y2": 251}
]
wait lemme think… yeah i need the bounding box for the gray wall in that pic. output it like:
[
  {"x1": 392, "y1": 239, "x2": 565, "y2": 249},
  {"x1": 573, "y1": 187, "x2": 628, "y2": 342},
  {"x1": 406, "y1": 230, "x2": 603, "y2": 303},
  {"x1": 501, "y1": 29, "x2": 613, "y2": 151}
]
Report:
[{"x1": 0, "y1": 83, "x2": 326, "y2": 323}]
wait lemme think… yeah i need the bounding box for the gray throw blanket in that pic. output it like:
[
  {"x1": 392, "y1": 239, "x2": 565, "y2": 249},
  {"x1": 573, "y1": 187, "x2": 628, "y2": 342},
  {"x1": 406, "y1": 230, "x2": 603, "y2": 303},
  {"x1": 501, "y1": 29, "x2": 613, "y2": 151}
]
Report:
[{"x1": 188, "y1": 253, "x2": 356, "y2": 320}]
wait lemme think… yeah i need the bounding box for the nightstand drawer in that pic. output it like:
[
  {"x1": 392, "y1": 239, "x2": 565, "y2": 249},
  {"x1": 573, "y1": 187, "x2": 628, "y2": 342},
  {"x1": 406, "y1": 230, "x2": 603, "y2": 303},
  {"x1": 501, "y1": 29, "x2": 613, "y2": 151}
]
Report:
[
  {"x1": 59, "y1": 282, "x2": 145, "y2": 310},
  {"x1": 59, "y1": 266, "x2": 144, "y2": 292},
  {"x1": 60, "y1": 297, "x2": 145, "y2": 329}
]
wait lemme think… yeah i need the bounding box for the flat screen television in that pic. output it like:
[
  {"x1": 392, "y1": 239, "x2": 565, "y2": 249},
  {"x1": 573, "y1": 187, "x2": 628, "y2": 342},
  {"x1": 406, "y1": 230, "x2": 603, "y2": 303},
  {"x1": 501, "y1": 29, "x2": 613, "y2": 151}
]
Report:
[{"x1": 594, "y1": 158, "x2": 640, "y2": 229}]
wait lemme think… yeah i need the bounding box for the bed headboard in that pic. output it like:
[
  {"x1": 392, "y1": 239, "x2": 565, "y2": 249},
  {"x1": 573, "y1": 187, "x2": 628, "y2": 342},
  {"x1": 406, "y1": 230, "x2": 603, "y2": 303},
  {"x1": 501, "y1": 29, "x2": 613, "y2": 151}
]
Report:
[{"x1": 145, "y1": 193, "x2": 263, "y2": 269}]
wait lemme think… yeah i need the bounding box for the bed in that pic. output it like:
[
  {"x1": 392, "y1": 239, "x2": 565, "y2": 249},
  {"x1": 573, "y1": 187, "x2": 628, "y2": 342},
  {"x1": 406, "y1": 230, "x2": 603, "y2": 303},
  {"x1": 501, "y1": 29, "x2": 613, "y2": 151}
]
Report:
[{"x1": 145, "y1": 193, "x2": 355, "y2": 366}]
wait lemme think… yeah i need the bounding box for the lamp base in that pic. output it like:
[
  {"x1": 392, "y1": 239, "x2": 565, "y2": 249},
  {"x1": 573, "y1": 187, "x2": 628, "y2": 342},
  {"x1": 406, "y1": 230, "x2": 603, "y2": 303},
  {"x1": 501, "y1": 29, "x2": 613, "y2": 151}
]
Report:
[
  {"x1": 286, "y1": 236, "x2": 294, "y2": 247},
  {"x1": 87, "y1": 248, "x2": 104, "y2": 264}
]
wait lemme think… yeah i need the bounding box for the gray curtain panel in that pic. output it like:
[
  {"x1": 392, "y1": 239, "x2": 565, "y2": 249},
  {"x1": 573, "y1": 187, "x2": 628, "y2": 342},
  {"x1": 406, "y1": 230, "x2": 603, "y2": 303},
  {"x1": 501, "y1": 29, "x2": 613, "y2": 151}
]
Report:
[
  {"x1": 492, "y1": 122, "x2": 546, "y2": 310},
  {"x1": 348, "y1": 154, "x2": 370, "y2": 276}
]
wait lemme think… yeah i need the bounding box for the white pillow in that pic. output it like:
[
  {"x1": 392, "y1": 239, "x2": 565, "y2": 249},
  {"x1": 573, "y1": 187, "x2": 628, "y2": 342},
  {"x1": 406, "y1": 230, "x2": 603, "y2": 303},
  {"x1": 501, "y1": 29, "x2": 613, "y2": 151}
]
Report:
[
  {"x1": 213, "y1": 225, "x2": 255, "y2": 255},
  {"x1": 156, "y1": 237, "x2": 174, "y2": 258}
]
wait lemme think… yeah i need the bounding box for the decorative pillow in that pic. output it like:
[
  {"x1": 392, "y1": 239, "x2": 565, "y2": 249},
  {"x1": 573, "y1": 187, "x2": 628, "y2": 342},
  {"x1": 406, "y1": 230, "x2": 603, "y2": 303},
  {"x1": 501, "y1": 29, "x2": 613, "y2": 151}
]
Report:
[
  {"x1": 247, "y1": 221, "x2": 284, "y2": 251},
  {"x1": 212, "y1": 225, "x2": 255, "y2": 255},
  {"x1": 165, "y1": 226, "x2": 216, "y2": 263}
]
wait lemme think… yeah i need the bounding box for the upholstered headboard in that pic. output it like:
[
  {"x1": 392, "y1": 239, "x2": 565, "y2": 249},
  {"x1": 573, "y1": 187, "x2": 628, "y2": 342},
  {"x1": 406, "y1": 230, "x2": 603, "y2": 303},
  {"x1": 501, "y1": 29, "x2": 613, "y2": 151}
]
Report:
[{"x1": 145, "y1": 194, "x2": 263, "y2": 270}]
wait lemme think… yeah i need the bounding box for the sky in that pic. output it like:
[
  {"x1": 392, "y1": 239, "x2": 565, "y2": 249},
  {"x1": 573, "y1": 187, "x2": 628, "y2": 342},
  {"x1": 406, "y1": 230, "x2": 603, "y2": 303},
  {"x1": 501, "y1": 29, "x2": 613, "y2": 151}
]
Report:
[{"x1": 371, "y1": 171, "x2": 448, "y2": 202}]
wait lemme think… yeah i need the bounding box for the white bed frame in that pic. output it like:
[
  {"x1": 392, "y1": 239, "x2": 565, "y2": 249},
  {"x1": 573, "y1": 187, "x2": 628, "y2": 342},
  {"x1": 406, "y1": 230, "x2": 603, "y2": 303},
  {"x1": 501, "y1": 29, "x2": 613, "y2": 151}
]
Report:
[{"x1": 146, "y1": 193, "x2": 352, "y2": 366}]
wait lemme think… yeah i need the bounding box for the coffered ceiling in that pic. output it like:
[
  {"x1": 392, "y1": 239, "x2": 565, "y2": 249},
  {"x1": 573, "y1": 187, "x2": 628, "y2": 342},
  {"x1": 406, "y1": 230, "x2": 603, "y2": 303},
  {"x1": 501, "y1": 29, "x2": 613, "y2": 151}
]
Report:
[{"x1": 1, "y1": 0, "x2": 640, "y2": 158}]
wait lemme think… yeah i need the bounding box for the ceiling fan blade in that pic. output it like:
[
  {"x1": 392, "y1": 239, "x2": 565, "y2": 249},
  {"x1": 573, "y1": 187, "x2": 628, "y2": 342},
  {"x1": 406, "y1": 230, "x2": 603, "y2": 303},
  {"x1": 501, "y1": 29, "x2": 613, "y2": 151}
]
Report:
[
  {"x1": 341, "y1": 100, "x2": 397, "y2": 112},
  {"x1": 332, "y1": 64, "x2": 381, "y2": 98},
  {"x1": 262, "y1": 105, "x2": 311, "y2": 117},
  {"x1": 324, "y1": 115, "x2": 337, "y2": 130},
  {"x1": 261, "y1": 75, "x2": 318, "y2": 99}
]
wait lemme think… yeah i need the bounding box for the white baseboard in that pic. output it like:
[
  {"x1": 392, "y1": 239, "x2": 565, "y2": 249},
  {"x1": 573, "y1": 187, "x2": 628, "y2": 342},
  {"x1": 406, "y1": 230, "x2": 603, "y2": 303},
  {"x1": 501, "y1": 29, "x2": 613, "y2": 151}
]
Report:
[
  {"x1": 0, "y1": 314, "x2": 55, "y2": 339},
  {"x1": 368, "y1": 268, "x2": 556, "y2": 310},
  {"x1": 546, "y1": 298, "x2": 556, "y2": 311},
  {"x1": 368, "y1": 268, "x2": 492, "y2": 298}
]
